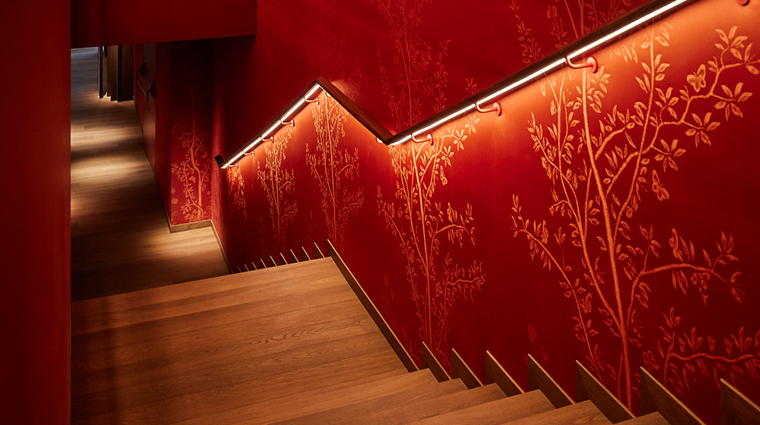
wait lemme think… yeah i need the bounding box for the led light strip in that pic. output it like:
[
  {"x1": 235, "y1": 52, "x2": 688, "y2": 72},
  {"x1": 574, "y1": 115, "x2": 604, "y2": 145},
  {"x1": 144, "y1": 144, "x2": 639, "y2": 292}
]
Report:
[
  {"x1": 220, "y1": 0, "x2": 699, "y2": 167},
  {"x1": 221, "y1": 83, "x2": 323, "y2": 168}
]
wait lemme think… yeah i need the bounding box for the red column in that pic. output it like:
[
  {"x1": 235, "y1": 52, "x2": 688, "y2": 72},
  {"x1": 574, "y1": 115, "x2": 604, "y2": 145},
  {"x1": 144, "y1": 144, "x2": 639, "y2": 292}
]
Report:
[{"x1": 0, "y1": 0, "x2": 71, "y2": 423}]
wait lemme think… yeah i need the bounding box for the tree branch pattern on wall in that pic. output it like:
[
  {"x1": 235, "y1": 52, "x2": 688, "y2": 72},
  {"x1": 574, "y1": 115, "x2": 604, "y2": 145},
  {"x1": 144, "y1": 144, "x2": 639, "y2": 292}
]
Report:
[
  {"x1": 258, "y1": 126, "x2": 298, "y2": 254},
  {"x1": 307, "y1": 94, "x2": 364, "y2": 251},
  {"x1": 378, "y1": 115, "x2": 485, "y2": 369},
  {"x1": 228, "y1": 165, "x2": 247, "y2": 221},
  {"x1": 171, "y1": 90, "x2": 212, "y2": 222},
  {"x1": 374, "y1": 0, "x2": 450, "y2": 131},
  {"x1": 511, "y1": 24, "x2": 759, "y2": 408}
]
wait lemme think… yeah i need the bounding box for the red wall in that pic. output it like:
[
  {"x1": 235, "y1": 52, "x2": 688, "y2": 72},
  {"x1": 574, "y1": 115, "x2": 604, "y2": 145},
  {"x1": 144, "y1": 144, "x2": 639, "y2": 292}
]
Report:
[
  {"x1": 208, "y1": 0, "x2": 760, "y2": 423},
  {"x1": 0, "y1": 0, "x2": 71, "y2": 423},
  {"x1": 71, "y1": 0, "x2": 257, "y2": 48},
  {"x1": 140, "y1": 41, "x2": 213, "y2": 226}
]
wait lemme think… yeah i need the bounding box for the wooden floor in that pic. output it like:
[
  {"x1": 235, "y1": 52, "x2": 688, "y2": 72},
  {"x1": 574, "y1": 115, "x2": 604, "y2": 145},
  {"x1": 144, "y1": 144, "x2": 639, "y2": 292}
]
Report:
[{"x1": 70, "y1": 47, "x2": 228, "y2": 301}]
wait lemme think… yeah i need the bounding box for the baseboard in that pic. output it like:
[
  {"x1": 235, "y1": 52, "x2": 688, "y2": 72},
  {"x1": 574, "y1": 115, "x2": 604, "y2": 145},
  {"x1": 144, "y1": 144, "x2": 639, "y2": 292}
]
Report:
[
  {"x1": 421, "y1": 341, "x2": 450, "y2": 382},
  {"x1": 325, "y1": 239, "x2": 418, "y2": 373},
  {"x1": 485, "y1": 350, "x2": 524, "y2": 396},
  {"x1": 209, "y1": 220, "x2": 232, "y2": 274},
  {"x1": 640, "y1": 367, "x2": 705, "y2": 425},
  {"x1": 451, "y1": 348, "x2": 482, "y2": 389},
  {"x1": 721, "y1": 379, "x2": 760, "y2": 425},
  {"x1": 167, "y1": 219, "x2": 210, "y2": 233},
  {"x1": 575, "y1": 360, "x2": 633, "y2": 423},
  {"x1": 527, "y1": 354, "x2": 573, "y2": 408}
]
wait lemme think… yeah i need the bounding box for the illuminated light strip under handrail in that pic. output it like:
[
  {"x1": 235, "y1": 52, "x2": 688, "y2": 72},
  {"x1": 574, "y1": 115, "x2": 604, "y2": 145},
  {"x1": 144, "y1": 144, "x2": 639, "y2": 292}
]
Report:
[
  {"x1": 218, "y1": 0, "x2": 713, "y2": 167},
  {"x1": 219, "y1": 82, "x2": 324, "y2": 168}
]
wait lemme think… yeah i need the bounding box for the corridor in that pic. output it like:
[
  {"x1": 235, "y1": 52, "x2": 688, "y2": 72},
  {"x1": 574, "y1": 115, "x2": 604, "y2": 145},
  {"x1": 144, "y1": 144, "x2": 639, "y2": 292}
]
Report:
[{"x1": 70, "y1": 47, "x2": 229, "y2": 302}]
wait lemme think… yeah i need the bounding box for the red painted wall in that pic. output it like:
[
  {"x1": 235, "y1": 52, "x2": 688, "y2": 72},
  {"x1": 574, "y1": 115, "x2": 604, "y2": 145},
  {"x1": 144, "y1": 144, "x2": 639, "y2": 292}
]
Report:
[
  {"x1": 140, "y1": 41, "x2": 213, "y2": 225},
  {"x1": 208, "y1": 0, "x2": 760, "y2": 423},
  {"x1": 0, "y1": 0, "x2": 71, "y2": 423},
  {"x1": 71, "y1": 0, "x2": 257, "y2": 48},
  {"x1": 169, "y1": 40, "x2": 213, "y2": 224}
]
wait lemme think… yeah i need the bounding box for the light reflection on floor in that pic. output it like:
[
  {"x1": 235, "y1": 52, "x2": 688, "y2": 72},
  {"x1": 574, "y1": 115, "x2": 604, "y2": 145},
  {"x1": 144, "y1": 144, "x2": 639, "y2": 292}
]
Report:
[{"x1": 70, "y1": 47, "x2": 229, "y2": 302}]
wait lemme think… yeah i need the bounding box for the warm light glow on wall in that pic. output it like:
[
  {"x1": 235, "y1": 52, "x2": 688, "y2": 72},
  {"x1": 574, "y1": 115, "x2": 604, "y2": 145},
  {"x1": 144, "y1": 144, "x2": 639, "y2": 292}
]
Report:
[{"x1": 217, "y1": 0, "x2": 731, "y2": 168}]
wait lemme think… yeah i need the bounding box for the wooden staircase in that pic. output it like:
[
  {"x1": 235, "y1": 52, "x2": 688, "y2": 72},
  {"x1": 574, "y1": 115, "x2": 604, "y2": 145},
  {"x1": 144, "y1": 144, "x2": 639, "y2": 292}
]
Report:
[{"x1": 72, "y1": 244, "x2": 760, "y2": 425}]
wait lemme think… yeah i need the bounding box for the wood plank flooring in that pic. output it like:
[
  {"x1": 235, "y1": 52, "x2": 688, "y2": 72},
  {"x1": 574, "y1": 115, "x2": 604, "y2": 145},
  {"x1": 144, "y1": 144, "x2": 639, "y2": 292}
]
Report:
[{"x1": 70, "y1": 47, "x2": 228, "y2": 301}]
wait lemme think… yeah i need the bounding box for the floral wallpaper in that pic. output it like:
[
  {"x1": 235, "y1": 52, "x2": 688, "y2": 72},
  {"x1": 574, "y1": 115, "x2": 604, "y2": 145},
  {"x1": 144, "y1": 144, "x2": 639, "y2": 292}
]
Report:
[{"x1": 206, "y1": 0, "x2": 760, "y2": 422}]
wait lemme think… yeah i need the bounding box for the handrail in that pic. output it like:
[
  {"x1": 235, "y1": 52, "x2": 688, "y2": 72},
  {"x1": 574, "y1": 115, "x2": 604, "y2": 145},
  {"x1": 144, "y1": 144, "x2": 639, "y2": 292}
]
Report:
[{"x1": 216, "y1": 0, "x2": 746, "y2": 169}]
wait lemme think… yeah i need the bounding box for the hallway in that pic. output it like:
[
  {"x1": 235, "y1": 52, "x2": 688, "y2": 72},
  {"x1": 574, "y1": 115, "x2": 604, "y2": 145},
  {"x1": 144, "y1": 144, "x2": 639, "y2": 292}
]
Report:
[{"x1": 70, "y1": 48, "x2": 229, "y2": 302}]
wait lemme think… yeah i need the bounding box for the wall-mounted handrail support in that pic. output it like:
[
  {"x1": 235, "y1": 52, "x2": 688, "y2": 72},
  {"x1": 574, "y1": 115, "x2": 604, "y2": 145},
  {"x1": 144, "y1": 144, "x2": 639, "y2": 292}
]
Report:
[
  {"x1": 565, "y1": 55, "x2": 599, "y2": 73},
  {"x1": 475, "y1": 101, "x2": 502, "y2": 116},
  {"x1": 412, "y1": 133, "x2": 433, "y2": 146}
]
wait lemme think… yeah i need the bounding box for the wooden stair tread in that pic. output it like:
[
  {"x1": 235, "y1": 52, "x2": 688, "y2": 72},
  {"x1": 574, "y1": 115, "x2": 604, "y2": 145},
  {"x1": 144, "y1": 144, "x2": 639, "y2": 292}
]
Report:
[
  {"x1": 72, "y1": 259, "x2": 342, "y2": 335},
  {"x1": 73, "y1": 330, "x2": 399, "y2": 419},
  {"x1": 72, "y1": 351, "x2": 406, "y2": 424},
  {"x1": 271, "y1": 377, "x2": 469, "y2": 425},
  {"x1": 410, "y1": 389, "x2": 554, "y2": 425},
  {"x1": 152, "y1": 369, "x2": 440, "y2": 425},
  {"x1": 361, "y1": 383, "x2": 508, "y2": 425},
  {"x1": 72, "y1": 313, "x2": 385, "y2": 397},
  {"x1": 621, "y1": 412, "x2": 670, "y2": 425},
  {"x1": 72, "y1": 297, "x2": 368, "y2": 375},
  {"x1": 500, "y1": 399, "x2": 612, "y2": 425},
  {"x1": 72, "y1": 283, "x2": 359, "y2": 356},
  {"x1": 72, "y1": 258, "x2": 335, "y2": 319}
]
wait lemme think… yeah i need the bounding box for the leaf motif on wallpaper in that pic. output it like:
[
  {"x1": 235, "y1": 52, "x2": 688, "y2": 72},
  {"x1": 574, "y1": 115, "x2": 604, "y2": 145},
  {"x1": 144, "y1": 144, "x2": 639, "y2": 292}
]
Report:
[
  {"x1": 304, "y1": 0, "x2": 363, "y2": 91},
  {"x1": 509, "y1": 0, "x2": 543, "y2": 64},
  {"x1": 307, "y1": 94, "x2": 364, "y2": 252},
  {"x1": 509, "y1": 0, "x2": 645, "y2": 60},
  {"x1": 170, "y1": 90, "x2": 212, "y2": 222},
  {"x1": 512, "y1": 25, "x2": 759, "y2": 408},
  {"x1": 643, "y1": 308, "x2": 760, "y2": 394},
  {"x1": 228, "y1": 165, "x2": 247, "y2": 221},
  {"x1": 374, "y1": 0, "x2": 450, "y2": 131},
  {"x1": 258, "y1": 126, "x2": 298, "y2": 254},
  {"x1": 378, "y1": 115, "x2": 485, "y2": 370}
]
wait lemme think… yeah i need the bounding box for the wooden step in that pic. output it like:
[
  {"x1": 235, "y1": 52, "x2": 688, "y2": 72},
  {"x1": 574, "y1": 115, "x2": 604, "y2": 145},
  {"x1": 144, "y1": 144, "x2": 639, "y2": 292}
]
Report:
[
  {"x1": 72, "y1": 297, "x2": 367, "y2": 375},
  {"x1": 156, "y1": 369, "x2": 442, "y2": 425},
  {"x1": 72, "y1": 258, "x2": 340, "y2": 335},
  {"x1": 72, "y1": 351, "x2": 405, "y2": 424},
  {"x1": 72, "y1": 331, "x2": 400, "y2": 421},
  {"x1": 72, "y1": 283, "x2": 357, "y2": 357},
  {"x1": 72, "y1": 311, "x2": 381, "y2": 396},
  {"x1": 500, "y1": 399, "x2": 612, "y2": 425},
  {"x1": 621, "y1": 412, "x2": 670, "y2": 424},
  {"x1": 272, "y1": 377, "x2": 469, "y2": 424},
  {"x1": 410, "y1": 389, "x2": 554, "y2": 425},
  {"x1": 361, "y1": 383, "x2": 508, "y2": 424}
]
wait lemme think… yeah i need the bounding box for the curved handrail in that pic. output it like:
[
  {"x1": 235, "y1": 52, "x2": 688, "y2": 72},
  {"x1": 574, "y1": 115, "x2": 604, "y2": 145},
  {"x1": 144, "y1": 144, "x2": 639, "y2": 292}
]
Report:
[{"x1": 216, "y1": 0, "x2": 744, "y2": 169}]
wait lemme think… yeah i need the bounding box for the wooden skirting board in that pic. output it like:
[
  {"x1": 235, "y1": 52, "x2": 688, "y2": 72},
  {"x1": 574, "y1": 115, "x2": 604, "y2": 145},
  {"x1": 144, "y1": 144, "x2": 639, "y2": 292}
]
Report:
[
  {"x1": 640, "y1": 367, "x2": 705, "y2": 425},
  {"x1": 721, "y1": 379, "x2": 760, "y2": 425},
  {"x1": 576, "y1": 360, "x2": 633, "y2": 423},
  {"x1": 314, "y1": 242, "x2": 325, "y2": 259},
  {"x1": 421, "y1": 341, "x2": 450, "y2": 382},
  {"x1": 485, "y1": 350, "x2": 523, "y2": 396},
  {"x1": 326, "y1": 239, "x2": 418, "y2": 373},
  {"x1": 451, "y1": 348, "x2": 482, "y2": 389},
  {"x1": 527, "y1": 354, "x2": 573, "y2": 408}
]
